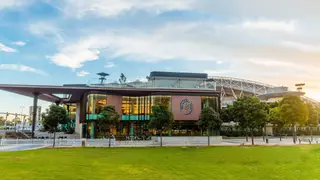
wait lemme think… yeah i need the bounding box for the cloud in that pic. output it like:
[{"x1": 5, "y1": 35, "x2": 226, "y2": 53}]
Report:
[
  {"x1": 242, "y1": 20, "x2": 296, "y2": 33},
  {"x1": 76, "y1": 70, "x2": 90, "y2": 77},
  {"x1": 0, "y1": 64, "x2": 47, "y2": 75},
  {"x1": 0, "y1": 0, "x2": 30, "y2": 10},
  {"x1": 248, "y1": 59, "x2": 295, "y2": 67},
  {"x1": 58, "y1": 0, "x2": 193, "y2": 18},
  {"x1": 104, "y1": 61, "x2": 115, "y2": 68},
  {"x1": 204, "y1": 69, "x2": 235, "y2": 75},
  {"x1": 12, "y1": 41, "x2": 26, "y2": 46},
  {"x1": 0, "y1": 43, "x2": 17, "y2": 52},
  {"x1": 42, "y1": 0, "x2": 320, "y2": 100},
  {"x1": 281, "y1": 41, "x2": 320, "y2": 52},
  {"x1": 46, "y1": 20, "x2": 320, "y2": 70},
  {"x1": 28, "y1": 22, "x2": 64, "y2": 43},
  {"x1": 47, "y1": 36, "x2": 104, "y2": 69},
  {"x1": 55, "y1": 0, "x2": 320, "y2": 21}
]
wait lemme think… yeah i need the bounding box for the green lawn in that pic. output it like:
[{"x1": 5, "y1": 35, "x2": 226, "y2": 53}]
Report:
[{"x1": 1, "y1": 146, "x2": 320, "y2": 180}]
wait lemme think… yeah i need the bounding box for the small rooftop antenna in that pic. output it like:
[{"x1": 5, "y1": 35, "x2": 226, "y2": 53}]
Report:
[{"x1": 97, "y1": 72, "x2": 109, "y2": 84}]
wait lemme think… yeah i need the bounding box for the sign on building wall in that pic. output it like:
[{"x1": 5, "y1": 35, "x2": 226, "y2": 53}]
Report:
[{"x1": 171, "y1": 96, "x2": 201, "y2": 120}]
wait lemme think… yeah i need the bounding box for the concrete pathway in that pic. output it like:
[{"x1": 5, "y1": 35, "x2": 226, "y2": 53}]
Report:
[{"x1": 0, "y1": 144, "x2": 46, "y2": 152}]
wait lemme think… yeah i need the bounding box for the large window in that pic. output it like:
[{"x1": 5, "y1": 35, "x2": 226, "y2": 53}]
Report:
[
  {"x1": 87, "y1": 94, "x2": 107, "y2": 114},
  {"x1": 152, "y1": 95, "x2": 171, "y2": 110},
  {"x1": 122, "y1": 96, "x2": 152, "y2": 120},
  {"x1": 64, "y1": 104, "x2": 76, "y2": 120},
  {"x1": 201, "y1": 96, "x2": 218, "y2": 111}
]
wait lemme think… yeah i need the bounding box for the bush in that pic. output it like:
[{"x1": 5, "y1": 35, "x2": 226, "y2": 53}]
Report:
[{"x1": 61, "y1": 120, "x2": 75, "y2": 134}]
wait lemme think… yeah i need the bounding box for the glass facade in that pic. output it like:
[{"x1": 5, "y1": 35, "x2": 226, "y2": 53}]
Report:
[
  {"x1": 152, "y1": 95, "x2": 171, "y2": 110},
  {"x1": 201, "y1": 96, "x2": 219, "y2": 111},
  {"x1": 121, "y1": 95, "x2": 172, "y2": 120},
  {"x1": 87, "y1": 94, "x2": 107, "y2": 114},
  {"x1": 122, "y1": 96, "x2": 151, "y2": 120},
  {"x1": 86, "y1": 94, "x2": 218, "y2": 121},
  {"x1": 84, "y1": 93, "x2": 219, "y2": 137}
]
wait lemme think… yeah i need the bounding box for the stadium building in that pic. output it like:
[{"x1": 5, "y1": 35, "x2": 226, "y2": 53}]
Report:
[{"x1": 0, "y1": 71, "x2": 317, "y2": 138}]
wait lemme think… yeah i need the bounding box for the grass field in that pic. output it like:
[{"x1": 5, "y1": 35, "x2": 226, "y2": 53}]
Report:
[{"x1": 1, "y1": 146, "x2": 320, "y2": 180}]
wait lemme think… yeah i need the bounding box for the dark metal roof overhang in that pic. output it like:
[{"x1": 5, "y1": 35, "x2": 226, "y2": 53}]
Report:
[
  {"x1": 150, "y1": 71, "x2": 208, "y2": 79},
  {"x1": 258, "y1": 91, "x2": 305, "y2": 100},
  {"x1": 0, "y1": 84, "x2": 220, "y2": 103}
]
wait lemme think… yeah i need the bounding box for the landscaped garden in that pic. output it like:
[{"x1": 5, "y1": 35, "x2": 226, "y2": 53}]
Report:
[{"x1": 1, "y1": 146, "x2": 320, "y2": 180}]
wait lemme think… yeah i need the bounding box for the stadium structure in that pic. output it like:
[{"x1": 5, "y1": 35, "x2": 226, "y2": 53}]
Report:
[{"x1": 0, "y1": 71, "x2": 318, "y2": 138}]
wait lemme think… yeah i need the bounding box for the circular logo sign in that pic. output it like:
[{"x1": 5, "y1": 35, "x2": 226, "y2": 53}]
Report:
[{"x1": 180, "y1": 99, "x2": 193, "y2": 115}]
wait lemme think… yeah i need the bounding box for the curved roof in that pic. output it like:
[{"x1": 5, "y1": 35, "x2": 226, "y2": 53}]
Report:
[{"x1": 150, "y1": 71, "x2": 208, "y2": 79}]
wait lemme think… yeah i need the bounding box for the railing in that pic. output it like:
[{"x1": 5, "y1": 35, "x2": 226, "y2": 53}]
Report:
[
  {"x1": 209, "y1": 76, "x2": 276, "y2": 88},
  {"x1": 1, "y1": 137, "x2": 320, "y2": 150},
  {"x1": 0, "y1": 136, "x2": 223, "y2": 148},
  {"x1": 88, "y1": 82, "x2": 216, "y2": 90}
]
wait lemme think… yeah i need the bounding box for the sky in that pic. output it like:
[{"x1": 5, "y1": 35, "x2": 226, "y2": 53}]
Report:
[{"x1": 1, "y1": 0, "x2": 320, "y2": 116}]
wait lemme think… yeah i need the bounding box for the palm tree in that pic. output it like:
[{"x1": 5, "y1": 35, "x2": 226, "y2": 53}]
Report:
[{"x1": 119, "y1": 73, "x2": 127, "y2": 85}]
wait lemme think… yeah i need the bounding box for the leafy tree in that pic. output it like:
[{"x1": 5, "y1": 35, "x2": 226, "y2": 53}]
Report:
[
  {"x1": 233, "y1": 96, "x2": 268, "y2": 145},
  {"x1": 268, "y1": 101, "x2": 280, "y2": 109},
  {"x1": 306, "y1": 103, "x2": 318, "y2": 141},
  {"x1": 220, "y1": 105, "x2": 233, "y2": 123},
  {"x1": 280, "y1": 96, "x2": 308, "y2": 144},
  {"x1": 0, "y1": 117, "x2": 5, "y2": 126},
  {"x1": 119, "y1": 73, "x2": 127, "y2": 85},
  {"x1": 232, "y1": 96, "x2": 250, "y2": 141},
  {"x1": 148, "y1": 105, "x2": 174, "y2": 146},
  {"x1": 27, "y1": 117, "x2": 32, "y2": 126},
  {"x1": 61, "y1": 119, "x2": 75, "y2": 134},
  {"x1": 97, "y1": 105, "x2": 120, "y2": 138},
  {"x1": 198, "y1": 107, "x2": 222, "y2": 145},
  {"x1": 42, "y1": 105, "x2": 69, "y2": 147},
  {"x1": 13, "y1": 117, "x2": 21, "y2": 126},
  {"x1": 268, "y1": 107, "x2": 284, "y2": 140}
]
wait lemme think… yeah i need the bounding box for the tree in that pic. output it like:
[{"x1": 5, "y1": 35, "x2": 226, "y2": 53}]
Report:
[
  {"x1": 268, "y1": 107, "x2": 284, "y2": 140},
  {"x1": 232, "y1": 96, "x2": 250, "y2": 142},
  {"x1": 233, "y1": 96, "x2": 268, "y2": 145},
  {"x1": 0, "y1": 117, "x2": 5, "y2": 126},
  {"x1": 119, "y1": 73, "x2": 127, "y2": 85},
  {"x1": 268, "y1": 101, "x2": 280, "y2": 109},
  {"x1": 198, "y1": 107, "x2": 222, "y2": 145},
  {"x1": 306, "y1": 103, "x2": 318, "y2": 141},
  {"x1": 280, "y1": 96, "x2": 308, "y2": 144},
  {"x1": 97, "y1": 105, "x2": 120, "y2": 138},
  {"x1": 148, "y1": 105, "x2": 174, "y2": 146},
  {"x1": 13, "y1": 117, "x2": 21, "y2": 126},
  {"x1": 42, "y1": 105, "x2": 69, "y2": 147},
  {"x1": 220, "y1": 105, "x2": 233, "y2": 123}
]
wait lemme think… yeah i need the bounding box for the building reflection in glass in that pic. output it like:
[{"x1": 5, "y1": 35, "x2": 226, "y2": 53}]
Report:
[{"x1": 87, "y1": 94, "x2": 107, "y2": 114}]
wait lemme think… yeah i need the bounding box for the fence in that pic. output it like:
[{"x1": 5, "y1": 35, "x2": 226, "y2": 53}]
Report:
[
  {"x1": 2, "y1": 136, "x2": 319, "y2": 149},
  {"x1": 0, "y1": 136, "x2": 223, "y2": 148}
]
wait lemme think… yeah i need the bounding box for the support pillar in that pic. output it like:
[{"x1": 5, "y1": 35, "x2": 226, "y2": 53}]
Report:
[
  {"x1": 130, "y1": 122, "x2": 134, "y2": 136},
  {"x1": 90, "y1": 122, "x2": 95, "y2": 139},
  {"x1": 75, "y1": 102, "x2": 82, "y2": 138},
  {"x1": 31, "y1": 92, "x2": 39, "y2": 139}
]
